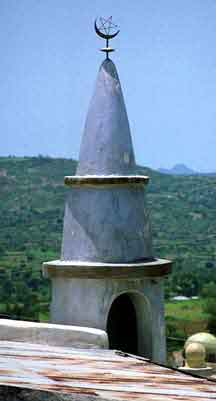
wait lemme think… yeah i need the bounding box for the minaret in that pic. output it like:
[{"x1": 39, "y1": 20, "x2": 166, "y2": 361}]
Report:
[
  {"x1": 43, "y1": 18, "x2": 172, "y2": 363},
  {"x1": 76, "y1": 58, "x2": 136, "y2": 176}
]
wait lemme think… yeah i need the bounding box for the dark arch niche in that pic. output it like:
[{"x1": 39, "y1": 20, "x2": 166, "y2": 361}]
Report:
[
  {"x1": 107, "y1": 293, "x2": 138, "y2": 355},
  {"x1": 107, "y1": 292, "x2": 152, "y2": 358}
]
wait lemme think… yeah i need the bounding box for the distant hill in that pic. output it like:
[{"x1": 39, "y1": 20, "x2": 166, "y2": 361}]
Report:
[
  {"x1": 159, "y1": 163, "x2": 216, "y2": 176},
  {"x1": 159, "y1": 164, "x2": 197, "y2": 175},
  {"x1": 0, "y1": 156, "x2": 216, "y2": 319}
]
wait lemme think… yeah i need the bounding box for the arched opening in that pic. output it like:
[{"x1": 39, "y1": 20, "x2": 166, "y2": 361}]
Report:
[
  {"x1": 107, "y1": 293, "x2": 138, "y2": 354},
  {"x1": 107, "y1": 292, "x2": 152, "y2": 358}
]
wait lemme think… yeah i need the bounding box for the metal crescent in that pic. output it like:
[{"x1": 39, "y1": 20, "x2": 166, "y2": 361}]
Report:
[{"x1": 94, "y1": 19, "x2": 120, "y2": 40}]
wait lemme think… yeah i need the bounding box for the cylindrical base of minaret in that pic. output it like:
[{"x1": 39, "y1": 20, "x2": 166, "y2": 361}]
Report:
[{"x1": 43, "y1": 258, "x2": 171, "y2": 364}]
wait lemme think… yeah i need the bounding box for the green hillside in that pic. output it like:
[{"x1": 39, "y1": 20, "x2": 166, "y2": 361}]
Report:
[{"x1": 0, "y1": 156, "x2": 215, "y2": 321}]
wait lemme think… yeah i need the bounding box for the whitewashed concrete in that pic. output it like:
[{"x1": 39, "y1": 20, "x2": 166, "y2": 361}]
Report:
[
  {"x1": 44, "y1": 57, "x2": 171, "y2": 365},
  {"x1": 61, "y1": 59, "x2": 152, "y2": 263},
  {"x1": 49, "y1": 277, "x2": 166, "y2": 363},
  {"x1": 0, "y1": 319, "x2": 108, "y2": 349},
  {"x1": 61, "y1": 187, "x2": 153, "y2": 262},
  {"x1": 76, "y1": 59, "x2": 136, "y2": 176}
]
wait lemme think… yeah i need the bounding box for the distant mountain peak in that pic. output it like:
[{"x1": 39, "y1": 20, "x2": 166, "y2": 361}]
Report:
[{"x1": 159, "y1": 164, "x2": 196, "y2": 175}]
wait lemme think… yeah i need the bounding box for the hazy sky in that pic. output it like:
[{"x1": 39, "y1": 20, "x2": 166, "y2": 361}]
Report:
[{"x1": 0, "y1": 0, "x2": 216, "y2": 171}]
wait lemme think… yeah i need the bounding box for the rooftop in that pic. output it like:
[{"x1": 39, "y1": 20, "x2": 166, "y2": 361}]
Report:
[{"x1": 0, "y1": 340, "x2": 215, "y2": 401}]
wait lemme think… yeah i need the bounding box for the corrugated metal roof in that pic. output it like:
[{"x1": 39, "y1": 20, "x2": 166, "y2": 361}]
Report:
[{"x1": 0, "y1": 340, "x2": 215, "y2": 400}]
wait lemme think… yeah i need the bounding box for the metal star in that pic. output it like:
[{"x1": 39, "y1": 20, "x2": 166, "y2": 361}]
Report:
[
  {"x1": 98, "y1": 16, "x2": 118, "y2": 36},
  {"x1": 94, "y1": 17, "x2": 120, "y2": 59}
]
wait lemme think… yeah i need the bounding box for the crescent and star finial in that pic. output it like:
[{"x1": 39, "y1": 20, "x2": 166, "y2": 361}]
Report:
[{"x1": 94, "y1": 16, "x2": 120, "y2": 59}]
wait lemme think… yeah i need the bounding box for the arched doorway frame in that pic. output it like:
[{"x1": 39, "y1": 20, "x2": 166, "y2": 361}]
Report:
[{"x1": 106, "y1": 290, "x2": 152, "y2": 358}]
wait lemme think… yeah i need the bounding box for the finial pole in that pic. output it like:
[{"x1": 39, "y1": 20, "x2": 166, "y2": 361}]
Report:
[
  {"x1": 94, "y1": 17, "x2": 120, "y2": 59},
  {"x1": 106, "y1": 38, "x2": 109, "y2": 59}
]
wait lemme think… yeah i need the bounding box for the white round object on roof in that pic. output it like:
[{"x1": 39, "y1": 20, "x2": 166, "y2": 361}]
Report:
[
  {"x1": 185, "y1": 332, "x2": 216, "y2": 362},
  {"x1": 185, "y1": 342, "x2": 206, "y2": 368}
]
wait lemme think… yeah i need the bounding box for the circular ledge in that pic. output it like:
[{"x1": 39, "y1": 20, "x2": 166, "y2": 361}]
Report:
[
  {"x1": 43, "y1": 258, "x2": 172, "y2": 279},
  {"x1": 64, "y1": 175, "x2": 149, "y2": 188}
]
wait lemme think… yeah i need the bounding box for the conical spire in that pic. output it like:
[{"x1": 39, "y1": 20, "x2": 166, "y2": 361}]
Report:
[{"x1": 76, "y1": 59, "x2": 136, "y2": 175}]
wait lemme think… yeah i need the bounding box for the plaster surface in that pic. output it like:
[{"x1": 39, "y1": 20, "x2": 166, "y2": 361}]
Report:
[
  {"x1": 50, "y1": 277, "x2": 166, "y2": 363},
  {"x1": 43, "y1": 258, "x2": 171, "y2": 279},
  {"x1": 43, "y1": 55, "x2": 171, "y2": 365},
  {"x1": 0, "y1": 319, "x2": 108, "y2": 349},
  {"x1": 61, "y1": 186, "x2": 153, "y2": 263},
  {"x1": 76, "y1": 59, "x2": 136, "y2": 176}
]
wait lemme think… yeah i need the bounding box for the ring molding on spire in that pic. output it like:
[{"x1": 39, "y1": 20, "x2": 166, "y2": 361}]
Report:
[{"x1": 64, "y1": 175, "x2": 149, "y2": 188}]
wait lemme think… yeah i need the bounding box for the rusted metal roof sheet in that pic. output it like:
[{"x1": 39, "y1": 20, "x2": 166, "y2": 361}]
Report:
[{"x1": 0, "y1": 341, "x2": 215, "y2": 401}]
